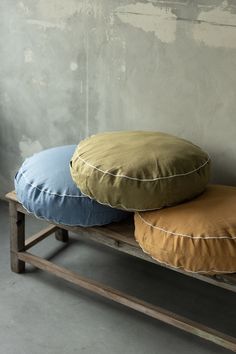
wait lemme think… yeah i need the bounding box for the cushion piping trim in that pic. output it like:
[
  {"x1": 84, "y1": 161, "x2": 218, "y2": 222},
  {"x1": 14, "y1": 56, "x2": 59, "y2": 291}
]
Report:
[
  {"x1": 135, "y1": 236, "x2": 236, "y2": 274},
  {"x1": 74, "y1": 154, "x2": 210, "y2": 181},
  {"x1": 16, "y1": 170, "x2": 87, "y2": 198},
  {"x1": 136, "y1": 212, "x2": 236, "y2": 240}
]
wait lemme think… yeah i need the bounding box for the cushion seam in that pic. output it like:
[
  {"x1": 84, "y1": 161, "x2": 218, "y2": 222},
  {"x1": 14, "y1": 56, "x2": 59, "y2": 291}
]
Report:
[{"x1": 75, "y1": 154, "x2": 210, "y2": 181}]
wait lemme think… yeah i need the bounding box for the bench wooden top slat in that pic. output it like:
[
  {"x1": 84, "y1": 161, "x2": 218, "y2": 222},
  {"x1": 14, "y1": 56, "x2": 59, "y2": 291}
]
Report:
[
  {"x1": 5, "y1": 190, "x2": 236, "y2": 289},
  {"x1": 5, "y1": 190, "x2": 17, "y2": 202}
]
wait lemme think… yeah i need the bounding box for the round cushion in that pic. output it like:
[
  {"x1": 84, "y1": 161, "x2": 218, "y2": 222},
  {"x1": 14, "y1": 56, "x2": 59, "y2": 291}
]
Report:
[
  {"x1": 134, "y1": 185, "x2": 236, "y2": 274},
  {"x1": 15, "y1": 145, "x2": 129, "y2": 226},
  {"x1": 70, "y1": 131, "x2": 210, "y2": 211}
]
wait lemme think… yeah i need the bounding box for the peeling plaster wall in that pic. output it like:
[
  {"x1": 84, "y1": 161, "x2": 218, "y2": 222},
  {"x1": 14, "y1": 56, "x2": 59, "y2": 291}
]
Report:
[{"x1": 1, "y1": 0, "x2": 236, "y2": 196}]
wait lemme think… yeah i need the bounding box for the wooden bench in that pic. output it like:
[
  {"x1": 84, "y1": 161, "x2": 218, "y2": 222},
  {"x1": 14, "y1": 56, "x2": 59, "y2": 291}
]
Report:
[{"x1": 6, "y1": 190, "x2": 236, "y2": 352}]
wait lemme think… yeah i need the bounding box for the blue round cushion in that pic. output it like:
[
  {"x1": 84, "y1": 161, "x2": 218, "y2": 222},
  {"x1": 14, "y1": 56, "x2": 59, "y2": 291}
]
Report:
[{"x1": 15, "y1": 145, "x2": 129, "y2": 226}]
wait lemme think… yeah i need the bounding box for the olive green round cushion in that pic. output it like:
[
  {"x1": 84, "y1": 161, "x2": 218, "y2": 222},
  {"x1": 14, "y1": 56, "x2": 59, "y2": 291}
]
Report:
[{"x1": 70, "y1": 131, "x2": 211, "y2": 211}]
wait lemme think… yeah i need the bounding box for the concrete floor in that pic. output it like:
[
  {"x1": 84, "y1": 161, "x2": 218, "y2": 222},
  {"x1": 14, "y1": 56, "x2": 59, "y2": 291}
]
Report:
[{"x1": 0, "y1": 200, "x2": 235, "y2": 354}]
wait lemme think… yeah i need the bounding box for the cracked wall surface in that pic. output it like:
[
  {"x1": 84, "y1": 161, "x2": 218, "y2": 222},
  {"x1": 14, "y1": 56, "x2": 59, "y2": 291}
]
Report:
[{"x1": 1, "y1": 0, "x2": 236, "y2": 196}]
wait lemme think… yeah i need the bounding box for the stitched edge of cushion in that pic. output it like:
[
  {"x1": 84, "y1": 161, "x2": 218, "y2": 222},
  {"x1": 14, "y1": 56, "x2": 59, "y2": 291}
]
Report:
[
  {"x1": 136, "y1": 212, "x2": 236, "y2": 240},
  {"x1": 16, "y1": 170, "x2": 87, "y2": 198},
  {"x1": 135, "y1": 236, "x2": 236, "y2": 274},
  {"x1": 75, "y1": 154, "x2": 210, "y2": 181}
]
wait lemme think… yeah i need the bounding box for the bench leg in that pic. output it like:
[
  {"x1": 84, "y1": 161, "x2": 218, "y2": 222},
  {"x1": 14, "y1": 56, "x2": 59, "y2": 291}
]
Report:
[
  {"x1": 55, "y1": 229, "x2": 69, "y2": 243},
  {"x1": 9, "y1": 201, "x2": 25, "y2": 273}
]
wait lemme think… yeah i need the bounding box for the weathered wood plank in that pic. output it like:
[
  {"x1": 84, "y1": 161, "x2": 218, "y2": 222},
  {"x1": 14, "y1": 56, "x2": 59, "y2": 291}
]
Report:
[
  {"x1": 62, "y1": 223, "x2": 135, "y2": 246},
  {"x1": 16, "y1": 203, "x2": 28, "y2": 214},
  {"x1": 25, "y1": 225, "x2": 58, "y2": 250},
  {"x1": 9, "y1": 201, "x2": 25, "y2": 273},
  {"x1": 17, "y1": 251, "x2": 236, "y2": 352},
  {"x1": 5, "y1": 190, "x2": 17, "y2": 202}
]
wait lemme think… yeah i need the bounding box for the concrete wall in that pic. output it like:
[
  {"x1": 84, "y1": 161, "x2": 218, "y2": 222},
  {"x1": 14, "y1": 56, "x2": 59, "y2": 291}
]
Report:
[{"x1": 1, "y1": 0, "x2": 236, "y2": 196}]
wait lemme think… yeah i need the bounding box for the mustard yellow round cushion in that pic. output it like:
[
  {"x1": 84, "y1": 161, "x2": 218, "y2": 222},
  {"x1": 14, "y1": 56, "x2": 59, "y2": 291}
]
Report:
[
  {"x1": 135, "y1": 185, "x2": 236, "y2": 274},
  {"x1": 70, "y1": 131, "x2": 210, "y2": 211}
]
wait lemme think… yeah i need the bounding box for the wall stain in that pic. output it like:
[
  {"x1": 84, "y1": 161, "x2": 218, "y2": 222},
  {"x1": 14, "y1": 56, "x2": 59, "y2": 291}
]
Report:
[
  {"x1": 19, "y1": 136, "x2": 43, "y2": 159},
  {"x1": 115, "y1": 3, "x2": 177, "y2": 43},
  {"x1": 193, "y1": 1, "x2": 236, "y2": 48}
]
